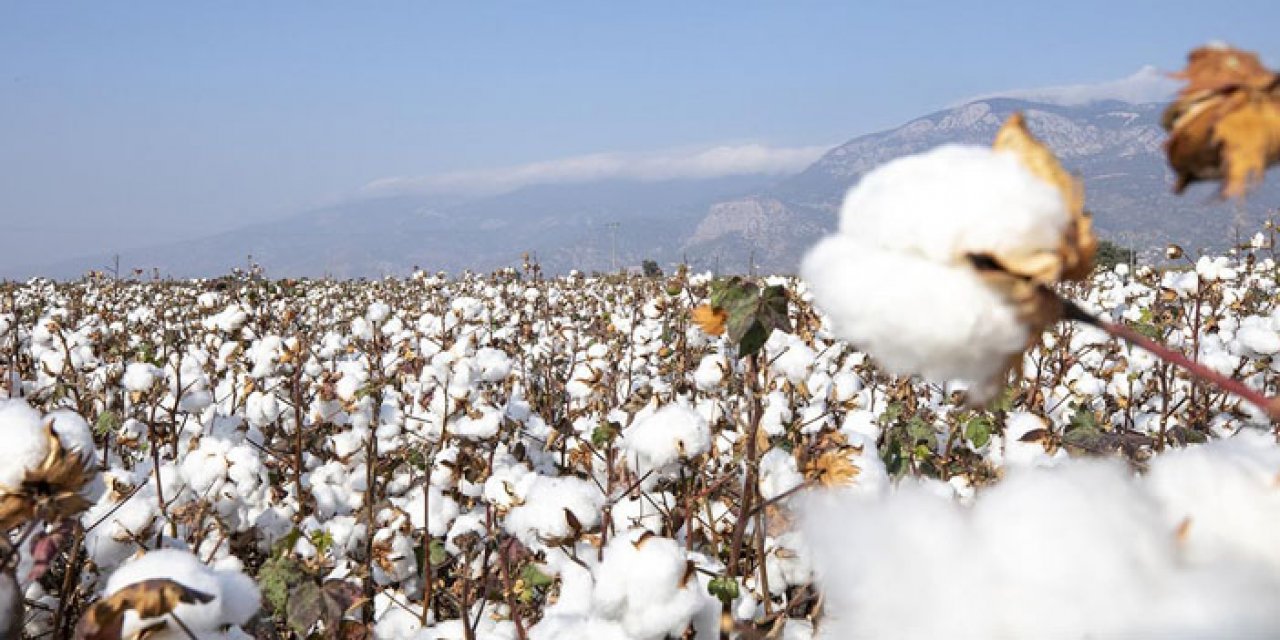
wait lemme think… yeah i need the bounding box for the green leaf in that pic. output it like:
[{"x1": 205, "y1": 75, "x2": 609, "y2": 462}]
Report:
[
  {"x1": 94, "y1": 410, "x2": 121, "y2": 435},
  {"x1": 591, "y1": 421, "x2": 618, "y2": 448},
  {"x1": 905, "y1": 416, "x2": 934, "y2": 446},
  {"x1": 284, "y1": 582, "x2": 320, "y2": 635},
  {"x1": 736, "y1": 322, "x2": 769, "y2": 358},
  {"x1": 258, "y1": 554, "x2": 306, "y2": 615},
  {"x1": 964, "y1": 415, "x2": 994, "y2": 448},
  {"x1": 756, "y1": 285, "x2": 791, "y2": 334},
  {"x1": 520, "y1": 563, "x2": 554, "y2": 589},
  {"x1": 428, "y1": 539, "x2": 448, "y2": 566},
  {"x1": 1134, "y1": 322, "x2": 1162, "y2": 340},
  {"x1": 1067, "y1": 407, "x2": 1099, "y2": 433},
  {"x1": 309, "y1": 529, "x2": 335, "y2": 555}
]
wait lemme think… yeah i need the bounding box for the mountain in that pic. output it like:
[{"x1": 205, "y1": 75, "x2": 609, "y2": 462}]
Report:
[
  {"x1": 683, "y1": 98, "x2": 1280, "y2": 274},
  {"x1": 19, "y1": 176, "x2": 772, "y2": 279},
  {"x1": 17, "y1": 97, "x2": 1280, "y2": 279}
]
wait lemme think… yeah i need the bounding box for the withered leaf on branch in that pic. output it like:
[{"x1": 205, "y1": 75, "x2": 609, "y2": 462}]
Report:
[
  {"x1": 287, "y1": 579, "x2": 367, "y2": 639},
  {"x1": 74, "y1": 578, "x2": 214, "y2": 640},
  {"x1": 1163, "y1": 45, "x2": 1280, "y2": 198},
  {"x1": 804, "y1": 449, "x2": 862, "y2": 488},
  {"x1": 691, "y1": 305, "x2": 728, "y2": 337}
]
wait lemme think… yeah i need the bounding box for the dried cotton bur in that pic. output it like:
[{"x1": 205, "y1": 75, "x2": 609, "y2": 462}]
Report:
[
  {"x1": 1163, "y1": 44, "x2": 1280, "y2": 198},
  {"x1": 801, "y1": 113, "x2": 1094, "y2": 404},
  {"x1": 0, "y1": 402, "x2": 101, "y2": 531}
]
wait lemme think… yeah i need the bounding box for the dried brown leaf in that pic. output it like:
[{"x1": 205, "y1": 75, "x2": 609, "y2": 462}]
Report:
[
  {"x1": 691, "y1": 305, "x2": 728, "y2": 336},
  {"x1": 1174, "y1": 46, "x2": 1274, "y2": 96},
  {"x1": 1164, "y1": 45, "x2": 1280, "y2": 198},
  {"x1": 804, "y1": 449, "x2": 861, "y2": 488}
]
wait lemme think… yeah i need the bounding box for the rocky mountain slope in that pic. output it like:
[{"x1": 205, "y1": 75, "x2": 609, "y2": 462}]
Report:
[
  {"x1": 684, "y1": 98, "x2": 1280, "y2": 274},
  {"x1": 18, "y1": 98, "x2": 1280, "y2": 279}
]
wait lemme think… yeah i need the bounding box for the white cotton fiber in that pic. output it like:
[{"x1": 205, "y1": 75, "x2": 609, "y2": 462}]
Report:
[
  {"x1": 620, "y1": 403, "x2": 711, "y2": 474},
  {"x1": 0, "y1": 400, "x2": 51, "y2": 489},
  {"x1": 104, "y1": 548, "x2": 260, "y2": 637},
  {"x1": 801, "y1": 144, "x2": 1070, "y2": 400},
  {"x1": 503, "y1": 476, "x2": 603, "y2": 547},
  {"x1": 803, "y1": 438, "x2": 1280, "y2": 639},
  {"x1": 837, "y1": 145, "x2": 1070, "y2": 261},
  {"x1": 591, "y1": 530, "x2": 718, "y2": 640},
  {"x1": 803, "y1": 237, "x2": 1028, "y2": 398}
]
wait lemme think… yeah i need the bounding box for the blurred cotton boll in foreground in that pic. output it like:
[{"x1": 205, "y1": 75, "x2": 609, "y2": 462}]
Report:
[
  {"x1": 801, "y1": 115, "x2": 1094, "y2": 402},
  {"x1": 803, "y1": 431, "x2": 1280, "y2": 639}
]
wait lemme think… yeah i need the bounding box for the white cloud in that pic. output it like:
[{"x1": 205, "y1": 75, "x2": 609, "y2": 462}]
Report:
[
  {"x1": 966, "y1": 65, "x2": 1179, "y2": 107},
  {"x1": 363, "y1": 143, "x2": 830, "y2": 196}
]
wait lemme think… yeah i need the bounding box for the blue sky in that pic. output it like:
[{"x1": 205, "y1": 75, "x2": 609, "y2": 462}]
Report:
[{"x1": 2, "y1": 1, "x2": 1278, "y2": 265}]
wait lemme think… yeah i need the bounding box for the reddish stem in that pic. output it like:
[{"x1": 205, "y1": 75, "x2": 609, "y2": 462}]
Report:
[{"x1": 1061, "y1": 299, "x2": 1280, "y2": 420}]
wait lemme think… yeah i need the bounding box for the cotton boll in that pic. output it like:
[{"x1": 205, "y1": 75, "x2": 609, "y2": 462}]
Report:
[
  {"x1": 619, "y1": 403, "x2": 711, "y2": 475},
  {"x1": 804, "y1": 238, "x2": 1028, "y2": 401},
  {"x1": 455, "y1": 407, "x2": 503, "y2": 440},
  {"x1": 374, "y1": 597, "x2": 424, "y2": 639},
  {"x1": 391, "y1": 483, "x2": 460, "y2": 536},
  {"x1": 591, "y1": 530, "x2": 717, "y2": 640},
  {"x1": 503, "y1": 476, "x2": 603, "y2": 547},
  {"x1": 693, "y1": 354, "x2": 729, "y2": 391},
  {"x1": 367, "y1": 301, "x2": 391, "y2": 323},
  {"x1": 104, "y1": 548, "x2": 260, "y2": 637},
  {"x1": 1145, "y1": 431, "x2": 1280, "y2": 569},
  {"x1": 758, "y1": 448, "x2": 804, "y2": 502},
  {"x1": 763, "y1": 531, "x2": 813, "y2": 596},
  {"x1": 801, "y1": 144, "x2": 1079, "y2": 401},
  {"x1": 0, "y1": 400, "x2": 52, "y2": 489},
  {"x1": 1000, "y1": 411, "x2": 1067, "y2": 469},
  {"x1": 475, "y1": 347, "x2": 513, "y2": 383},
  {"x1": 122, "y1": 362, "x2": 161, "y2": 392},
  {"x1": 804, "y1": 451, "x2": 1280, "y2": 640},
  {"x1": 836, "y1": 145, "x2": 1069, "y2": 268},
  {"x1": 760, "y1": 391, "x2": 793, "y2": 437},
  {"x1": 1235, "y1": 323, "x2": 1280, "y2": 356},
  {"x1": 766, "y1": 332, "x2": 816, "y2": 385}
]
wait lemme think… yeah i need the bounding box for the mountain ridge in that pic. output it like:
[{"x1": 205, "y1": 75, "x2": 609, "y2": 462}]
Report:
[{"x1": 13, "y1": 97, "x2": 1278, "y2": 279}]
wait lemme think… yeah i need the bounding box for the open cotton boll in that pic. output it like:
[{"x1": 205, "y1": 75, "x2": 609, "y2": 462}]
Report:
[
  {"x1": 837, "y1": 145, "x2": 1070, "y2": 260},
  {"x1": 1145, "y1": 431, "x2": 1280, "y2": 569},
  {"x1": 104, "y1": 548, "x2": 260, "y2": 637},
  {"x1": 503, "y1": 476, "x2": 603, "y2": 547},
  {"x1": 1234, "y1": 320, "x2": 1280, "y2": 356},
  {"x1": 803, "y1": 238, "x2": 1029, "y2": 400},
  {"x1": 0, "y1": 400, "x2": 51, "y2": 489},
  {"x1": 999, "y1": 411, "x2": 1068, "y2": 469},
  {"x1": 804, "y1": 453, "x2": 1280, "y2": 639},
  {"x1": 122, "y1": 362, "x2": 161, "y2": 392},
  {"x1": 474, "y1": 347, "x2": 513, "y2": 383},
  {"x1": 693, "y1": 354, "x2": 729, "y2": 391},
  {"x1": 758, "y1": 448, "x2": 804, "y2": 501},
  {"x1": 801, "y1": 136, "x2": 1090, "y2": 403},
  {"x1": 591, "y1": 530, "x2": 718, "y2": 640},
  {"x1": 619, "y1": 403, "x2": 711, "y2": 475}
]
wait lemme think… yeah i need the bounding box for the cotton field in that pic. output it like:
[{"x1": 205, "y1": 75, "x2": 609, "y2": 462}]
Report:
[{"x1": 2, "y1": 239, "x2": 1280, "y2": 638}]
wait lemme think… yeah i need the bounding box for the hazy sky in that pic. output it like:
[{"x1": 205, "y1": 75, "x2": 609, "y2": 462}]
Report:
[{"x1": 2, "y1": 1, "x2": 1278, "y2": 268}]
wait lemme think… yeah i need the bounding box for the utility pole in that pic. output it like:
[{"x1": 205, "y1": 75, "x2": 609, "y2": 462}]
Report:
[{"x1": 606, "y1": 222, "x2": 620, "y2": 273}]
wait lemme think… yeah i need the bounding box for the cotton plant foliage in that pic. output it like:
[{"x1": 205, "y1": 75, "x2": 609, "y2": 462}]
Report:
[
  {"x1": 1163, "y1": 44, "x2": 1280, "y2": 198},
  {"x1": 801, "y1": 114, "x2": 1095, "y2": 402}
]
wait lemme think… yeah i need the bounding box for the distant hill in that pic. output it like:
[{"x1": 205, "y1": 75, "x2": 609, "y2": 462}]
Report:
[
  {"x1": 19, "y1": 176, "x2": 772, "y2": 279},
  {"x1": 17, "y1": 98, "x2": 1280, "y2": 279},
  {"x1": 683, "y1": 98, "x2": 1280, "y2": 274}
]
